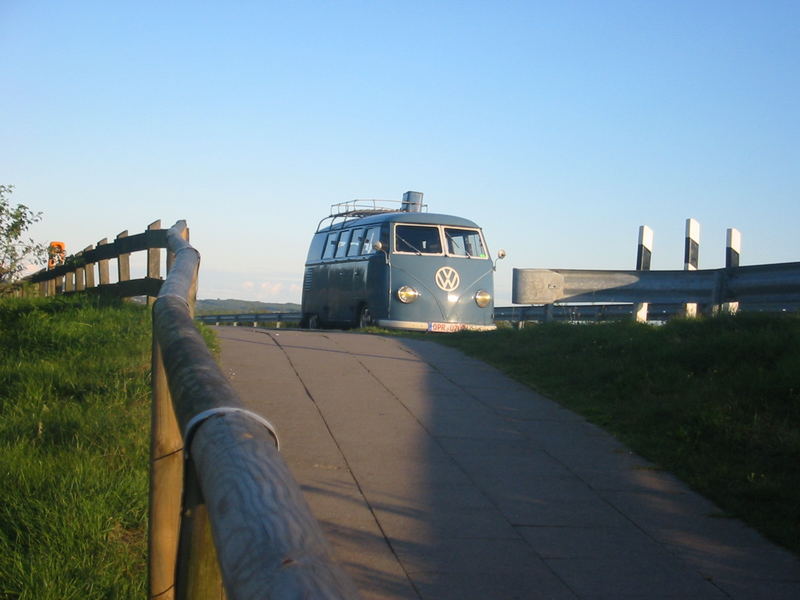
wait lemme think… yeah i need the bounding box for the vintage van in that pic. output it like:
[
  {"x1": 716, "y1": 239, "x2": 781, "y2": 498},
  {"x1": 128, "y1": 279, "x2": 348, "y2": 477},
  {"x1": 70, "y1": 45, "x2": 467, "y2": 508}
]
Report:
[{"x1": 301, "y1": 191, "x2": 504, "y2": 331}]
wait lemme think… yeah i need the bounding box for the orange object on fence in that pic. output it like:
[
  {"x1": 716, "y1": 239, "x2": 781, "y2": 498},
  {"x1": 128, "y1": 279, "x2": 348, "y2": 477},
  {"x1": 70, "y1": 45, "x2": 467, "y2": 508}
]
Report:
[{"x1": 47, "y1": 242, "x2": 66, "y2": 270}]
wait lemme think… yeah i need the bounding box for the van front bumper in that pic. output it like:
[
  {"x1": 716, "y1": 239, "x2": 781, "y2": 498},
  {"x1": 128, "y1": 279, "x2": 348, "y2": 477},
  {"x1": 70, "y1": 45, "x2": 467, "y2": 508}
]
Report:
[{"x1": 376, "y1": 319, "x2": 496, "y2": 332}]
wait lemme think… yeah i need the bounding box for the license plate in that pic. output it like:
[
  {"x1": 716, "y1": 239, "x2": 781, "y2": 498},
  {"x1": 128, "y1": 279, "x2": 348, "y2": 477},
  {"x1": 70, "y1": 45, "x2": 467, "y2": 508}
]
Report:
[{"x1": 428, "y1": 322, "x2": 465, "y2": 333}]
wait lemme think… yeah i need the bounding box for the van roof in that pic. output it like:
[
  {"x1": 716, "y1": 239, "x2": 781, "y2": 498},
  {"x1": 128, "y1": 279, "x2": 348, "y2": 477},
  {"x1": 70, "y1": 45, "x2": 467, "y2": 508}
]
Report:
[{"x1": 317, "y1": 211, "x2": 481, "y2": 233}]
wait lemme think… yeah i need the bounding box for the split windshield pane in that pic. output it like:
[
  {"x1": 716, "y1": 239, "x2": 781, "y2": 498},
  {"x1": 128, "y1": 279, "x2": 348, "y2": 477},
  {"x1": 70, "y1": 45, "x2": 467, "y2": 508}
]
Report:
[
  {"x1": 444, "y1": 227, "x2": 487, "y2": 258},
  {"x1": 395, "y1": 225, "x2": 442, "y2": 254}
]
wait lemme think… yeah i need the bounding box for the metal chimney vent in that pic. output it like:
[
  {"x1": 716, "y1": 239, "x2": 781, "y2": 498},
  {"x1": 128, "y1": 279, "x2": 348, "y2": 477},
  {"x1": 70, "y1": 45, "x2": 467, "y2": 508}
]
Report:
[{"x1": 401, "y1": 191, "x2": 424, "y2": 212}]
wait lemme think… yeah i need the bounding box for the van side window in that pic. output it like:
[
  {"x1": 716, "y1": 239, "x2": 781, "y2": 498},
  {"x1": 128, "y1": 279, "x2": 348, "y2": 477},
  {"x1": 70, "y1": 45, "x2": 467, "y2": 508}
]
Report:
[
  {"x1": 306, "y1": 233, "x2": 326, "y2": 262},
  {"x1": 362, "y1": 226, "x2": 382, "y2": 254},
  {"x1": 335, "y1": 230, "x2": 352, "y2": 258},
  {"x1": 395, "y1": 225, "x2": 443, "y2": 254},
  {"x1": 348, "y1": 228, "x2": 365, "y2": 256},
  {"x1": 323, "y1": 232, "x2": 339, "y2": 260}
]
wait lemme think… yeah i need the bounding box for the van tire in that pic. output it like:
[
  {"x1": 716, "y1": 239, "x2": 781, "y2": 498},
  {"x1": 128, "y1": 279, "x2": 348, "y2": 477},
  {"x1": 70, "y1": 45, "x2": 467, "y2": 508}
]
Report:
[
  {"x1": 356, "y1": 305, "x2": 372, "y2": 329},
  {"x1": 301, "y1": 313, "x2": 319, "y2": 329}
]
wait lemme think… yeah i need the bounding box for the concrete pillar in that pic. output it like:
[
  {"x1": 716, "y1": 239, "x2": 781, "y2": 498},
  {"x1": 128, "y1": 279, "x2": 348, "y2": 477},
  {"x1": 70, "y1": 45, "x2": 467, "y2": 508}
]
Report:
[
  {"x1": 634, "y1": 225, "x2": 653, "y2": 322},
  {"x1": 723, "y1": 228, "x2": 741, "y2": 314},
  {"x1": 684, "y1": 218, "x2": 700, "y2": 317}
]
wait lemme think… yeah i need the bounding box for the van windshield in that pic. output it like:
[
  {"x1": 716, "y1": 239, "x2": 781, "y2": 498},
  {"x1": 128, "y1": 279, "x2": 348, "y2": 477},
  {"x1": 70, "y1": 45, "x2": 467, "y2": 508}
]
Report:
[
  {"x1": 444, "y1": 227, "x2": 487, "y2": 258},
  {"x1": 395, "y1": 225, "x2": 442, "y2": 255}
]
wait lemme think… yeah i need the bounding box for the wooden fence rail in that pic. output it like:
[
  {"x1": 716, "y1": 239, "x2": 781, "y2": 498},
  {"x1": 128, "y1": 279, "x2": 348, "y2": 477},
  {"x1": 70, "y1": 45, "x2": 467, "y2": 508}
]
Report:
[
  {"x1": 28, "y1": 220, "x2": 359, "y2": 599},
  {"x1": 154, "y1": 221, "x2": 359, "y2": 599}
]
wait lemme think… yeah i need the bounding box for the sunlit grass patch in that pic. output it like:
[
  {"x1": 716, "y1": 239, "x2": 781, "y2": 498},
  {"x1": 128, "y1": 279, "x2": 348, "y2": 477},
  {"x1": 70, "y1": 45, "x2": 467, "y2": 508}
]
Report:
[{"x1": 0, "y1": 296, "x2": 151, "y2": 599}]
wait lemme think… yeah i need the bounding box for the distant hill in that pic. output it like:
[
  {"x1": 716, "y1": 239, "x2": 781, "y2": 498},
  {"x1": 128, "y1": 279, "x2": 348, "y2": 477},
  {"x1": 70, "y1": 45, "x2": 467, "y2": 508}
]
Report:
[{"x1": 196, "y1": 299, "x2": 301, "y2": 315}]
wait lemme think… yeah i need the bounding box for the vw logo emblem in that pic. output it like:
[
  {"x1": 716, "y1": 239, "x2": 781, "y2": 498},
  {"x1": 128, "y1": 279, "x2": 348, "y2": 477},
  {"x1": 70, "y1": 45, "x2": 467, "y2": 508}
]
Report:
[{"x1": 435, "y1": 266, "x2": 460, "y2": 292}]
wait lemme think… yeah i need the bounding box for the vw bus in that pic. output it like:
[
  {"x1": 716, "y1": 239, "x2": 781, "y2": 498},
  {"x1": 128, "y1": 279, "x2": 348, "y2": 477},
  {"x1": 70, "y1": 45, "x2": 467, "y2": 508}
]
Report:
[{"x1": 300, "y1": 191, "x2": 504, "y2": 331}]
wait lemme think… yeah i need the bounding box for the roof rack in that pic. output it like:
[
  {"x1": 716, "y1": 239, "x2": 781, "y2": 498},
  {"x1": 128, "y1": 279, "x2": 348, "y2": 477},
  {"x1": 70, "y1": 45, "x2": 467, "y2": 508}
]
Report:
[{"x1": 317, "y1": 198, "x2": 428, "y2": 232}]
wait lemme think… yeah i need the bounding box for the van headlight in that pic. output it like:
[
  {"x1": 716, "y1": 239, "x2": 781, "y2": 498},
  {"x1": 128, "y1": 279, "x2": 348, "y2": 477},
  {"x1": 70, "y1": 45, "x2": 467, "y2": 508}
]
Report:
[
  {"x1": 474, "y1": 290, "x2": 492, "y2": 308},
  {"x1": 397, "y1": 286, "x2": 421, "y2": 303}
]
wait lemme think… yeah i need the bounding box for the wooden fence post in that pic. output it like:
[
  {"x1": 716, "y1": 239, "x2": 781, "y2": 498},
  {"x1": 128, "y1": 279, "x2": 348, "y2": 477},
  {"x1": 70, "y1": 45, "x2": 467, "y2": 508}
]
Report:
[
  {"x1": 97, "y1": 238, "x2": 111, "y2": 286},
  {"x1": 75, "y1": 250, "x2": 86, "y2": 292},
  {"x1": 684, "y1": 218, "x2": 700, "y2": 317},
  {"x1": 149, "y1": 333, "x2": 183, "y2": 600},
  {"x1": 147, "y1": 221, "x2": 162, "y2": 308},
  {"x1": 117, "y1": 230, "x2": 131, "y2": 284},
  {"x1": 83, "y1": 245, "x2": 96, "y2": 289},
  {"x1": 149, "y1": 228, "x2": 185, "y2": 600},
  {"x1": 175, "y1": 462, "x2": 226, "y2": 600},
  {"x1": 633, "y1": 225, "x2": 653, "y2": 322}
]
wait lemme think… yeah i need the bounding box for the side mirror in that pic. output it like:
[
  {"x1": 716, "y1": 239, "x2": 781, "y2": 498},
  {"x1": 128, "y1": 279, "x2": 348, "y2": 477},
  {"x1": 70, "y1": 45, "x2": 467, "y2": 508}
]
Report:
[
  {"x1": 373, "y1": 241, "x2": 384, "y2": 252},
  {"x1": 493, "y1": 249, "x2": 506, "y2": 271}
]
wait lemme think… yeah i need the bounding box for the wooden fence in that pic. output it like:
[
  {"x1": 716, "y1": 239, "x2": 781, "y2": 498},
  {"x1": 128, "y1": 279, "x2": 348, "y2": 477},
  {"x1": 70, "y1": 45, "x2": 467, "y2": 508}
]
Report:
[
  {"x1": 26, "y1": 220, "x2": 168, "y2": 299},
  {"x1": 27, "y1": 220, "x2": 359, "y2": 599}
]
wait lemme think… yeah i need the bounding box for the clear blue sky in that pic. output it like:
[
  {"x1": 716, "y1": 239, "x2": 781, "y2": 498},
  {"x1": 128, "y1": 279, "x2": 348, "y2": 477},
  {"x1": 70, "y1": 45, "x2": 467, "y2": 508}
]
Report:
[{"x1": 3, "y1": 1, "x2": 798, "y2": 304}]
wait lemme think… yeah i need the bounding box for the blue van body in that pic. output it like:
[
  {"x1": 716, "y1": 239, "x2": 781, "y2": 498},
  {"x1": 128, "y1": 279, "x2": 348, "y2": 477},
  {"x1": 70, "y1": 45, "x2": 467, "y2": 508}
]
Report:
[{"x1": 301, "y1": 194, "x2": 497, "y2": 331}]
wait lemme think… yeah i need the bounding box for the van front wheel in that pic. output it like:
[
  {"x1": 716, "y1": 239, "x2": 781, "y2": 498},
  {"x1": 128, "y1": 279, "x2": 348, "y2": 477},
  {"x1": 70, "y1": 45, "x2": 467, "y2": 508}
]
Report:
[
  {"x1": 357, "y1": 305, "x2": 372, "y2": 329},
  {"x1": 301, "y1": 313, "x2": 319, "y2": 329}
]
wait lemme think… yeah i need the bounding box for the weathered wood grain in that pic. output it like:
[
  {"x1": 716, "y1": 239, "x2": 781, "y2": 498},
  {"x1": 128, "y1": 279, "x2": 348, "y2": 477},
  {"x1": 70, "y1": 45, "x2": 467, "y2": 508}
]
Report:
[{"x1": 116, "y1": 230, "x2": 131, "y2": 283}]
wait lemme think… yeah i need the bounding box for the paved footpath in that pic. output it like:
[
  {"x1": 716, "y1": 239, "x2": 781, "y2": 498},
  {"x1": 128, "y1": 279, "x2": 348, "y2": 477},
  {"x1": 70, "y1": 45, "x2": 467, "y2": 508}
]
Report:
[{"x1": 216, "y1": 327, "x2": 799, "y2": 600}]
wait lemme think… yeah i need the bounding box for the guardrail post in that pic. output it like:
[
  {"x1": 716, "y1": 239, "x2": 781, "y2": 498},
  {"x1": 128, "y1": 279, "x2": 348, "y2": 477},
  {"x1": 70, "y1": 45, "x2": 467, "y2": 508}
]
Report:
[
  {"x1": 723, "y1": 228, "x2": 741, "y2": 314},
  {"x1": 684, "y1": 218, "x2": 700, "y2": 317},
  {"x1": 515, "y1": 306, "x2": 526, "y2": 329},
  {"x1": 64, "y1": 271, "x2": 75, "y2": 293},
  {"x1": 634, "y1": 225, "x2": 653, "y2": 322},
  {"x1": 543, "y1": 303, "x2": 554, "y2": 323},
  {"x1": 97, "y1": 238, "x2": 110, "y2": 285},
  {"x1": 117, "y1": 230, "x2": 131, "y2": 284}
]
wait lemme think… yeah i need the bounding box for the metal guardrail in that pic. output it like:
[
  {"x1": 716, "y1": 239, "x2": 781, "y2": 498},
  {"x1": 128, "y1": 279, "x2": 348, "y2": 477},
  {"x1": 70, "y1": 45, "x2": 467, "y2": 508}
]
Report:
[
  {"x1": 151, "y1": 221, "x2": 359, "y2": 599},
  {"x1": 512, "y1": 262, "x2": 800, "y2": 306},
  {"x1": 496, "y1": 261, "x2": 800, "y2": 324},
  {"x1": 196, "y1": 312, "x2": 302, "y2": 325},
  {"x1": 494, "y1": 301, "x2": 800, "y2": 323}
]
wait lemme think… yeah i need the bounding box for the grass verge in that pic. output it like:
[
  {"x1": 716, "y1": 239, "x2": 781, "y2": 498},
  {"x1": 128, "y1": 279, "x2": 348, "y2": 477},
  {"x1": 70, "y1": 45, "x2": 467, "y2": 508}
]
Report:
[
  {"x1": 430, "y1": 314, "x2": 800, "y2": 555},
  {"x1": 0, "y1": 296, "x2": 152, "y2": 599}
]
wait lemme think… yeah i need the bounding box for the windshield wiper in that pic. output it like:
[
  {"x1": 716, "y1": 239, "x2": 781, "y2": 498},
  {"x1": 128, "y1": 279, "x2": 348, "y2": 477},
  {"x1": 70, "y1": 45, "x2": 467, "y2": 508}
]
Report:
[
  {"x1": 445, "y1": 232, "x2": 473, "y2": 258},
  {"x1": 395, "y1": 234, "x2": 423, "y2": 255}
]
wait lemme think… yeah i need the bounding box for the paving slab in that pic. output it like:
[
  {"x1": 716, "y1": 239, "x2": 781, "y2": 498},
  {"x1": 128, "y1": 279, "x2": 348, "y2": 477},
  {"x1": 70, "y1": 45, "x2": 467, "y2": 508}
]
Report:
[{"x1": 216, "y1": 327, "x2": 800, "y2": 599}]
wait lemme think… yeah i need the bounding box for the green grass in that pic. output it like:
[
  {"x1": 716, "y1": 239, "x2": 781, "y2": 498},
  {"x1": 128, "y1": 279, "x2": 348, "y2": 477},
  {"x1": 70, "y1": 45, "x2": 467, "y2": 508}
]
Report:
[
  {"x1": 0, "y1": 296, "x2": 152, "y2": 599},
  {"x1": 429, "y1": 314, "x2": 800, "y2": 555}
]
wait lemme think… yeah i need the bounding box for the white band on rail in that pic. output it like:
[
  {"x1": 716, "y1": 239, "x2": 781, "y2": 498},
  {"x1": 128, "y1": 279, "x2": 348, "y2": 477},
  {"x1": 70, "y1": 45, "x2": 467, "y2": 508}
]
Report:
[{"x1": 183, "y1": 407, "x2": 280, "y2": 455}]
